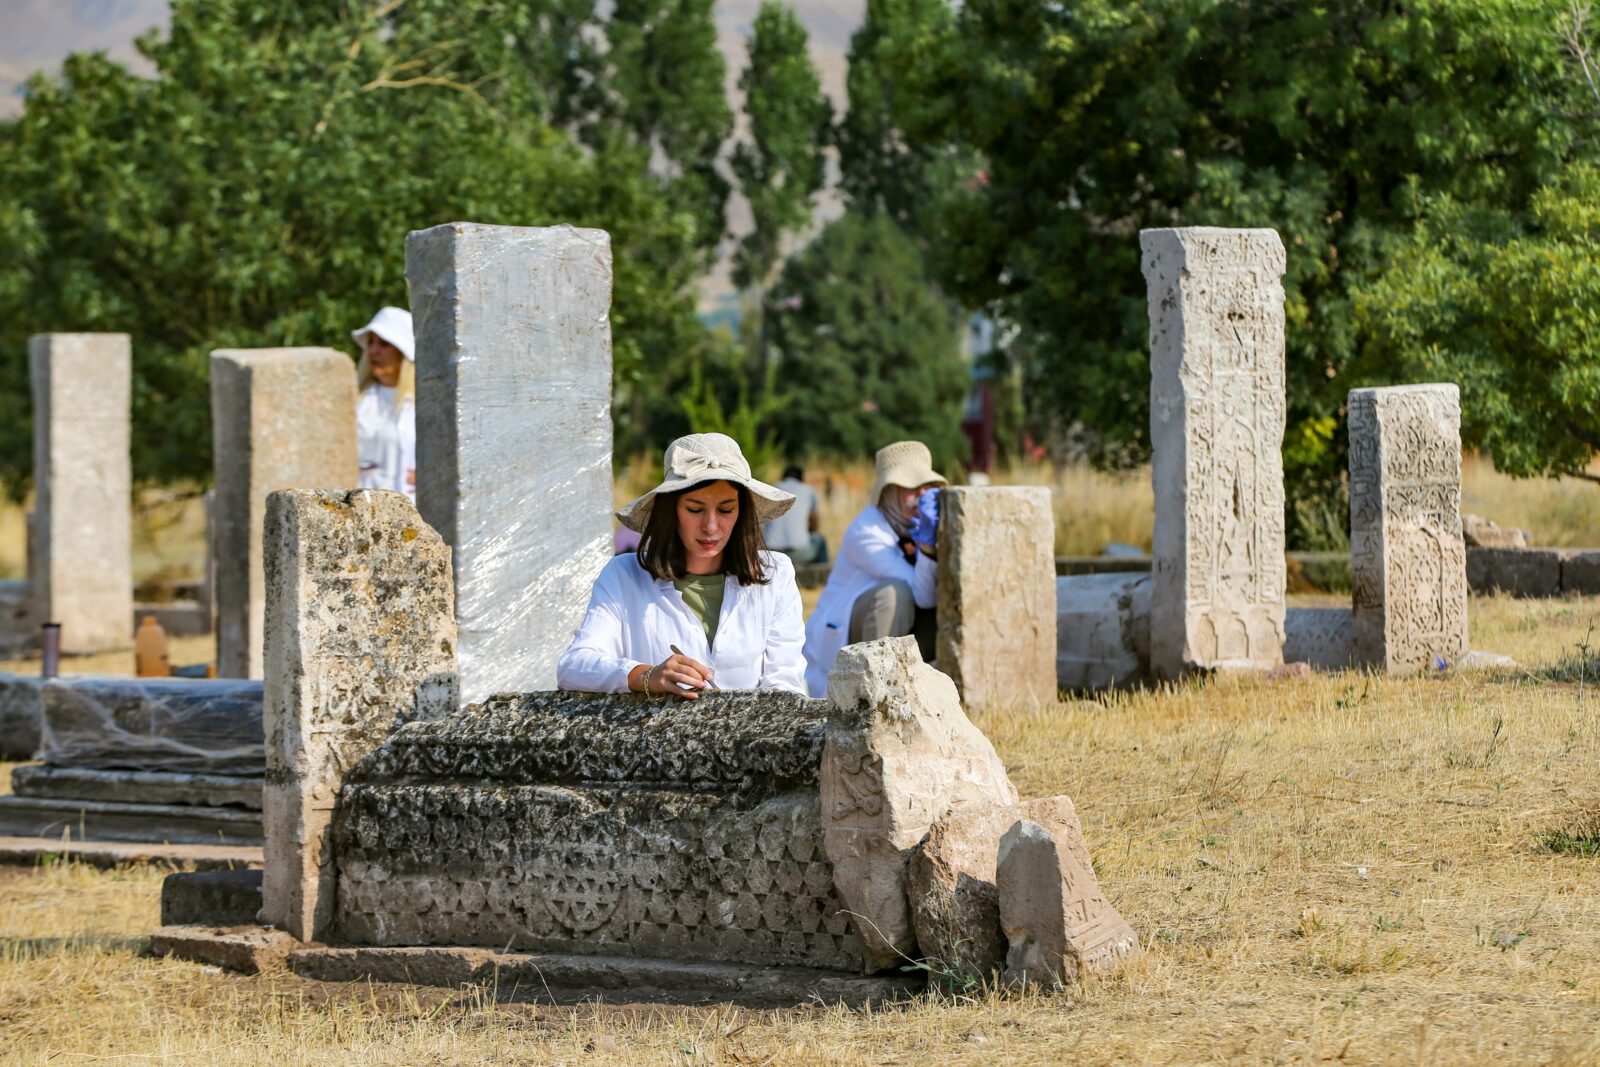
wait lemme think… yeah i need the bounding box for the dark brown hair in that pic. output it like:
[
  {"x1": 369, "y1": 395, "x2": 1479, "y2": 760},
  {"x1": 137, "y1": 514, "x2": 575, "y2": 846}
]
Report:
[{"x1": 637, "y1": 481, "x2": 772, "y2": 585}]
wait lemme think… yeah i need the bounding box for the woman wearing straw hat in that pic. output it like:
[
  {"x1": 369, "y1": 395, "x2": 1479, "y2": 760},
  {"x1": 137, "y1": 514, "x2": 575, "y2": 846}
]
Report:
[
  {"x1": 350, "y1": 306, "x2": 416, "y2": 500},
  {"x1": 800, "y1": 440, "x2": 946, "y2": 697},
  {"x1": 558, "y1": 433, "x2": 807, "y2": 696}
]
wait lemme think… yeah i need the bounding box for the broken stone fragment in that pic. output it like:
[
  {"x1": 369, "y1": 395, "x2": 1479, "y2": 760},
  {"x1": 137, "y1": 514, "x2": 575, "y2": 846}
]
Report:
[
  {"x1": 907, "y1": 795, "x2": 1086, "y2": 978},
  {"x1": 821, "y1": 636, "x2": 1018, "y2": 970},
  {"x1": 996, "y1": 816, "x2": 1140, "y2": 988}
]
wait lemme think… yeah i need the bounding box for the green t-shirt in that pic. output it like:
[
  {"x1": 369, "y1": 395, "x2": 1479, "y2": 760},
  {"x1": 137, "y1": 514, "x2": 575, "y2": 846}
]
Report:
[{"x1": 674, "y1": 573, "x2": 727, "y2": 646}]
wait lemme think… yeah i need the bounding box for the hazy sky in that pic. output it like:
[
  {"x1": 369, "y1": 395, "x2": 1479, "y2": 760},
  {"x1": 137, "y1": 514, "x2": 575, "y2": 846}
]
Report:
[{"x1": 0, "y1": 0, "x2": 861, "y2": 116}]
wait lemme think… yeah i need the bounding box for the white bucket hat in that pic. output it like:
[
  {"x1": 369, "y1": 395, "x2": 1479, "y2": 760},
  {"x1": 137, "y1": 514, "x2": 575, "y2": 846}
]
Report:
[
  {"x1": 616, "y1": 433, "x2": 794, "y2": 533},
  {"x1": 351, "y1": 306, "x2": 415, "y2": 361},
  {"x1": 870, "y1": 440, "x2": 947, "y2": 502}
]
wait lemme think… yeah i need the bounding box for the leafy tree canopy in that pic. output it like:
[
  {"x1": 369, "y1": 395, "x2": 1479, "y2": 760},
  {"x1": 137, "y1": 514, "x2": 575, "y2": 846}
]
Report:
[
  {"x1": 0, "y1": 0, "x2": 714, "y2": 492},
  {"x1": 872, "y1": 0, "x2": 1582, "y2": 544},
  {"x1": 766, "y1": 212, "x2": 970, "y2": 472}
]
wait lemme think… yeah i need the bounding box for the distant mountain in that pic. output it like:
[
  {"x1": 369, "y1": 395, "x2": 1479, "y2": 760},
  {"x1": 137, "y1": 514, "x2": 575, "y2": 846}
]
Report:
[{"x1": 0, "y1": 0, "x2": 861, "y2": 116}]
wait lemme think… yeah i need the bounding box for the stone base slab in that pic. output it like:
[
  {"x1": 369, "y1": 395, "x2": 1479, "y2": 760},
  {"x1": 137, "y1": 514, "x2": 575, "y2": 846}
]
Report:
[
  {"x1": 12, "y1": 765, "x2": 262, "y2": 810},
  {"x1": 288, "y1": 945, "x2": 924, "y2": 1007},
  {"x1": 0, "y1": 795, "x2": 263, "y2": 845},
  {"x1": 162, "y1": 869, "x2": 264, "y2": 925},
  {"x1": 0, "y1": 835, "x2": 261, "y2": 870},
  {"x1": 1283, "y1": 607, "x2": 1353, "y2": 671},
  {"x1": 150, "y1": 924, "x2": 298, "y2": 974}
]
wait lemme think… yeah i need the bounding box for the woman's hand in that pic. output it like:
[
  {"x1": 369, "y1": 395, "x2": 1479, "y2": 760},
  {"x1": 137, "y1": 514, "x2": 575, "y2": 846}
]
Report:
[{"x1": 630, "y1": 653, "x2": 715, "y2": 698}]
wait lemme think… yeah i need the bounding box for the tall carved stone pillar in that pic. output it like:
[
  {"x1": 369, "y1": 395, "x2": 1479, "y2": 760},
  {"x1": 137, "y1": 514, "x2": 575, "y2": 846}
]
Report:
[
  {"x1": 1141, "y1": 227, "x2": 1287, "y2": 680},
  {"x1": 1348, "y1": 384, "x2": 1468, "y2": 673},
  {"x1": 260, "y1": 489, "x2": 457, "y2": 942},
  {"x1": 407, "y1": 222, "x2": 613, "y2": 705}
]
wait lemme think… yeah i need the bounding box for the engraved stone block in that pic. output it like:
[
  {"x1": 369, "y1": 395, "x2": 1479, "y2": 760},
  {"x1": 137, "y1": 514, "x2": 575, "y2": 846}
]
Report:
[
  {"x1": 1141, "y1": 228, "x2": 1287, "y2": 679},
  {"x1": 261, "y1": 489, "x2": 457, "y2": 941},
  {"x1": 211, "y1": 349, "x2": 358, "y2": 679},
  {"x1": 936, "y1": 487, "x2": 1057, "y2": 708},
  {"x1": 822, "y1": 636, "x2": 1018, "y2": 969},
  {"x1": 407, "y1": 223, "x2": 613, "y2": 704},
  {"x1": 39, "y1": 677, "x2": 263, "y2": 774},
  {"x1": 996, "y1": 815, "x2": 1140, "y2": 988},
  {"x1": 30, "y1": 334, "x2": 132, "y2": 653},
  {"x1": 1348, "y1": 384, "x2": 1468, "y2": 673},
  {"x1": 1282, "y1": 607, "x2": 1354, "y2": 671}
]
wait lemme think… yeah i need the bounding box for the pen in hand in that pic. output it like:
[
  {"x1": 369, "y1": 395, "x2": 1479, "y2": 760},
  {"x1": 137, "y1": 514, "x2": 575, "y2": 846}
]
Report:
[{"x1": 669, "y1": 644, "x2": 719, "y2": 690}]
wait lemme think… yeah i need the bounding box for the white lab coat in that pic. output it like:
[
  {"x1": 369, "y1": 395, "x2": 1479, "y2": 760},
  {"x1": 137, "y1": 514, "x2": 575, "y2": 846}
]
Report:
[
  {"x1": 557, "y1": 550, "x2": 808, "y2": 695},
  {"x1": 801, "y1": 506, "x2": 936, "y2": 697},
  {"x1": 356, "y1": 384, "x2": 416, "y2": 499}
]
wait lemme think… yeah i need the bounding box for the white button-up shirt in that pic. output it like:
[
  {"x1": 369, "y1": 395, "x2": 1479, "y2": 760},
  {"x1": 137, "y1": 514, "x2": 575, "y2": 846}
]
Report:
[
  {"x1": 801, "y1": 505, "x2": 935, "y2": 697},
  {"x1": 557, "y1": 550, "x2": 807, "y2": 694},
  {"x1": 356, "y1": 384, "x2": 416, "y2": 500}
]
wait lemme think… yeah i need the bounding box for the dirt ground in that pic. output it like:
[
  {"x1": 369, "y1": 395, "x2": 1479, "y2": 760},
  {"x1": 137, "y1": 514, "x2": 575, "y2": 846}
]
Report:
[{"x1": 3, "y1": 593, "x2": 1600, "y2": 1064}]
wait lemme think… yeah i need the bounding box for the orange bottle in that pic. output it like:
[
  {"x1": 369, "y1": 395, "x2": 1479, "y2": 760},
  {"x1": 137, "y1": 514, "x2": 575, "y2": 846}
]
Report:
[{"x1": 135, "y1": 616, "x2": 170, "y2": 678}]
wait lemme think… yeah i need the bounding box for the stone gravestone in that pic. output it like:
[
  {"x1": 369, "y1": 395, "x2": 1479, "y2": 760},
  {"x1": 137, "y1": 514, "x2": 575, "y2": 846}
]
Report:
[
  {"x1": 936, "y1": 486, "x2": 1057, "y2": 708},
  {"x1": 30, "y1": 334, "x2": 132, "y2": 653},
  {"x1": 1348, "y1": 384, "x2": 1469, "y2": 673},
  {"x1": 260, "y1": 488, "x2": 457, "y2": 942},
  {"x1": 211, "y1": 349, "x2": 358, "y2": 679},
  {"x1": 407, "y1": 223, "x2": 613, "y2": 705},
  {"x1": 1141, "y1": 227, "x2": 1288, "y2": 680}
]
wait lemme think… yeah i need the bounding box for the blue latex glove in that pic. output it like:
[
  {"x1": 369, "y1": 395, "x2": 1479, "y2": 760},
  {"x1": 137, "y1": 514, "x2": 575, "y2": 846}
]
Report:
[{"x1": 908, "y1": 489, "x2": 941, "y2": 549}]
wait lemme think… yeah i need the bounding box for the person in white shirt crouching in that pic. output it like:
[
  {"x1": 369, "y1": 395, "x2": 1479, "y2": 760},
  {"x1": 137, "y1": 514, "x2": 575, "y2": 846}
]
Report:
[
  {"x1": 557, "y1": 433, "x2": 807, "y2": 697},
  {"x1": 800, "y1": 440, "x2": 945, "y2": 698}
]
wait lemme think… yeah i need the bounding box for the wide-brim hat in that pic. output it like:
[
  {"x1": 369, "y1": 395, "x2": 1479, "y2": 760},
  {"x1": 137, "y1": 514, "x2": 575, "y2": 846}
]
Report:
[
  {"x1": 870, "y1": 440, "x2": 947, "y2": 502},
  {"x1": 616, "y1": 432, "x2": 795, "y2": 533},
  {"x1": 351, "y1": 306, "x2": 415, "y2": 361}
]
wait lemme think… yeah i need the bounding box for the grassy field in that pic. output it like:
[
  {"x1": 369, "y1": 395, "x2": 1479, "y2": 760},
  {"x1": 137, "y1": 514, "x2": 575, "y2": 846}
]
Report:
[{"x1": 2, "y1": 593, "x2": 1600, "y2": 1063}]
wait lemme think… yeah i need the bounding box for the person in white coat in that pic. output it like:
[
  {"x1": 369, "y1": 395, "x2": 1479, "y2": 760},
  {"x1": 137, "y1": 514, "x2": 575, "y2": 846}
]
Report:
[
  {"x1": 801, "y1": 440, "x2": 947, "y2": 697},
  {"x1": 558, "y1": 432, "x2": 807, "y2": 697},
  {"x1": 350, "y1": 306, "x2": 416, "y2": 499}
]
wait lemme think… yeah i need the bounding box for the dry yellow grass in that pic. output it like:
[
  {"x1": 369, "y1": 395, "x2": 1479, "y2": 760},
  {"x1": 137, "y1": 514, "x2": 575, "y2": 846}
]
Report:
[{"x1": 3, "y1": 594, "x2": 1600, "y2": 1063}]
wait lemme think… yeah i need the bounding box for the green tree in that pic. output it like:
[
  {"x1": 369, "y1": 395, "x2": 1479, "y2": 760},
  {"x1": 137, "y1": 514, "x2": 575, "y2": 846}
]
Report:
[
  {"x1": 875, "y1": 0, "x2": 1579, "y2": 545},
  {"x1": 766, "y1": 213, "x2": 969, "y2": 471},
  {"x1": 0, "y1": 0, "x2": 702, "y2": 493},
  {"x1": 730, "y1": 1, "x2": 830, "y2": 291}
]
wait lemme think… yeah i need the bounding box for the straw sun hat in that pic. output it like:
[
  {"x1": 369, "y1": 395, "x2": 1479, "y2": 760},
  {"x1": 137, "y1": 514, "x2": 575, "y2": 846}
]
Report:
[
  {"x1": 870, "y1": 440, "x2": 947, "y2": 502},
  {"x1": 350, "y1": 306, "x2": 415, "y2": 361},
  {"x1": 616, "y1": 433, "x2": 795, "y2": 533}
]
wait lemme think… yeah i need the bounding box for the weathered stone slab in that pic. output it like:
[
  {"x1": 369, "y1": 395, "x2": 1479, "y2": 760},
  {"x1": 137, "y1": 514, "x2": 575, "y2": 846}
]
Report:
[
  {"x1": 1056, "y1": 573, "x2": 1150, "y2": 691},
  {"x1": 1349, "y1": 385, "x2": 1469, "y2": 673},
  {"x1": 822, "y1": 637, "x2": 1018, "y2": 970},
  {"x1": 289, "y1": 945, "x2": 923, "y2": 1008},
  {"x1": 907, "y1": 796, "x2": 1091, "y2": 978},
  {"x1": 0, "y1": 836, "x2": 261, "y2": 871},
  {"x1": 1563, "y1": 551, "x2": 1600, "y2": 596},
  {"x1": 1466, "y1": 546, "x2": 1569, "y2": 598},
  {"x1": 11, "y1": 765, "x2": 261, "y2": 809},
  {"x1": 936, "y1": 487, "x2": 1057, "y2": 708},
  {"x1": 0, "y1": 795, "x2": 262, "y2": 845},
  {"x1": 332, "y1": 690, "x2": 866, "y2": 971},
  {"x1": 407, "y1": 222, "x2": 613, "y2": 705},
  {"x1": 1463, "y1": 515, "x2": 1527, "y2": 549},
  {"x1": 1283, "y1": 607, "x2": 1354, "y2": 671},
  {"x1": 261, "y1": 489, "x2": 457, "y2": 942},
  {"x1": 38, "y1": 678, "x2": 263, "y2": 775},
  {"x1": 211, "y1": 348, "x2": 358, "y2": 679},
  {"x1": 996, "y1": 817, "x2": 1140, "y2": 988},
  {"x1": 0, "y1": 672, "x2": 45, "y2": 759},
  {"x1": 150, "y1": 924, "x2": 297, "y2": 974},
  {"x1": 30, "y1": 334, "x2": 133, "y2": 654},
  {"x1": 1142, "y1": 228, "x2": 1287, "y2": 680},
  {"x1": 161, "y1": 869, "x2": 264, "y2": 925}
]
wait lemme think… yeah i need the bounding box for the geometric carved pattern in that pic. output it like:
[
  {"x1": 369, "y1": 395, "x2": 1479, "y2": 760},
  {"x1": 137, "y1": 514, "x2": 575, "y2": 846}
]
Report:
[
  {"x1": 1348, "y1": 384, "x2": 1468, "y2": 673},
  {"x1": 1142, "y1": 227, "x2": 1288, "y2": 678},
  {"x1": 333, "y1": 784, "x2": 865, "y2": 972}
]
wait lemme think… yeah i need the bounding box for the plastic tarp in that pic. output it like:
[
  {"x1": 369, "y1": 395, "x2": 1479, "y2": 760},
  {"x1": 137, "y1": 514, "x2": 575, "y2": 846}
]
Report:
[{"x1": 40, "y1": 677, "x2": 264, "y2": 776}]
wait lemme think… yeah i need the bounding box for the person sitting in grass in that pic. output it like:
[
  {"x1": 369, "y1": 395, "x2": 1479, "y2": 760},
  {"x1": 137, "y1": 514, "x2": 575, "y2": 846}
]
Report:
[
  {"x1": 557, "y1": 433, "x2": 807, "y2": 697},
  {"x1": 800, "y1": 440, "x2": 945, "y2": 697}
]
